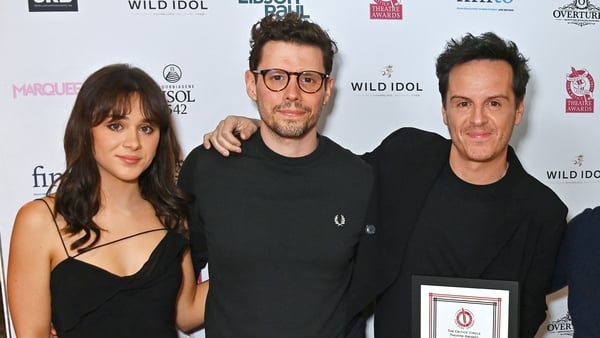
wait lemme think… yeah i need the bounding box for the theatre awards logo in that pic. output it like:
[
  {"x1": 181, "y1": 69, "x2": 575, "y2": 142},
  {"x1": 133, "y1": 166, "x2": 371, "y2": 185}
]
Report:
[
  {"x1": 28, "y1": 0, "x2": 78, "y2": 12},
  {"x1": 349, "y1": 64, "x2": 423, "y2": 97},
  {"x1": 545, "y1": 312, "x2": 574, "y2": 336},
  {"x1": 455, "y1": 308, "x2": 475, "y2": 329},
  {"x1": 553, "y1": 0, "x2": 600, "y2": 26},
  {"x1": 565, "y1": 67, "x2": 595, "y2": 113},
  {"x1": 160, "y1": 64, "x2": 197, "y2": 115},
  {"x1": 370, "y1": 0, "x2": 403, "y2": 20}
]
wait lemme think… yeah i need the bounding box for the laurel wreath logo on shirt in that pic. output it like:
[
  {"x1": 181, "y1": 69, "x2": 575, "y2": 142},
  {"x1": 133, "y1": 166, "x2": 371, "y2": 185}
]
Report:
[{"x1": 334, "y1": 214, "x2": 346, "y2": 227}]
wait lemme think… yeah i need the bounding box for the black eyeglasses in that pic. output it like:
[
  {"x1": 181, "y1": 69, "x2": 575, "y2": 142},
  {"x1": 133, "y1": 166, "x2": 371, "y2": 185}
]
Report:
[{"x1": 252, "y1": 68, "x2": 329, "y2": 94}]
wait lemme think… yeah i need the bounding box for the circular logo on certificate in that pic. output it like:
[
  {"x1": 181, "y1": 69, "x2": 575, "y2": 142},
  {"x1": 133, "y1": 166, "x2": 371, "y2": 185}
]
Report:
[{"x1": 455, "y1": 308, "x2": 474, "y2": 329}]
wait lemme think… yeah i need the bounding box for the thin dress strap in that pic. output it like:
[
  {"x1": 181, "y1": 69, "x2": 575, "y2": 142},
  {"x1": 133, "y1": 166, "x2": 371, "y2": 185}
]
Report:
[
  {"x1": 73, "y1": 228, "x2": 167, "y2": 257},
  {"x1": 37, "y1": 198, "x2": 70, "y2": 258}
]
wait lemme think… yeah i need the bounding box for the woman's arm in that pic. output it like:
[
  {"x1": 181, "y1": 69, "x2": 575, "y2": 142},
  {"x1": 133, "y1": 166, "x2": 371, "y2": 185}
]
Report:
[
  {"x1": 175, "y1": 249, "x2": 209, "y2": 333},
  {"x1": 7, "y1": 201, "x2": 55, "y2": 338}
]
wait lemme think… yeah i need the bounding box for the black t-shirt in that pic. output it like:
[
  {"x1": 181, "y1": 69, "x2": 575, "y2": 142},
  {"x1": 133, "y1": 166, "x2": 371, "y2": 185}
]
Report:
[{"x1": 178, "y1": 133, "x2": 375, "y2": 338}]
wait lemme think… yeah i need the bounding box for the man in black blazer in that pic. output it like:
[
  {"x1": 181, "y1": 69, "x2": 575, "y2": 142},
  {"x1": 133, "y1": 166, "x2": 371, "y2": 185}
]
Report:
[
  {"x1": 202, "y1": 32, "x2": 567, "y2": 338},
  {"x1": 353, "y1": 32, "x2": 567, "y2": 338}
]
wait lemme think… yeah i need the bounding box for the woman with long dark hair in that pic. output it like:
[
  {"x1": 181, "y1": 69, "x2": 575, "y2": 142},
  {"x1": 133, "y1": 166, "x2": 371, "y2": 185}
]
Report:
[{"x1": 7, "y1": 64, "x2": 208, "y2": 337}]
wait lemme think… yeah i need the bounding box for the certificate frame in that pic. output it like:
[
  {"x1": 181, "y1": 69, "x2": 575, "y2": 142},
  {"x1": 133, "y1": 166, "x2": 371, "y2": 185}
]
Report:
[{"x1": 412, "y1": 275, "x2": 518, "y2": 338}]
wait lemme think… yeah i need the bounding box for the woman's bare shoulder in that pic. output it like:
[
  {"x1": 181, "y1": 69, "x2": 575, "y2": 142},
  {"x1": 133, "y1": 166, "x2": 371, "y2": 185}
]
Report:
[{"x1": 13, "y1": 197, "x2": 59, "y2": 235}]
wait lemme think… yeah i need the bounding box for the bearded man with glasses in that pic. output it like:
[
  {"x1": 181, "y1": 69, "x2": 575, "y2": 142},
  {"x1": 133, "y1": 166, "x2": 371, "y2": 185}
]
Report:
[{"x1": 177, "y1": 12, "x2": 376, "y2": 338}]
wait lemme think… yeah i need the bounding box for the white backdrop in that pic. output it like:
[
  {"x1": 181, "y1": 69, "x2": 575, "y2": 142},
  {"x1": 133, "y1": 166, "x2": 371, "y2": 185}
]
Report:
[{"x1": 2, "y1": 0, "x2": 599, "y2": 337}]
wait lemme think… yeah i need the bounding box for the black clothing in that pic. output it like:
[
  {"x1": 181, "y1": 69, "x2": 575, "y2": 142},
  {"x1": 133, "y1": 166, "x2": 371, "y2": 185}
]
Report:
[
  {"x1": 552, "y1": 206, "x2": 600, "y2": 337},
  {"x1": 43, "y1": 200, "x2": 187, "y2": 338},
  {"x1": 178, "y1": 133, "x2": 375, "y2": 338},
  {"x1": 349, "y1": 127, "x2": 567, "y2": 338}
]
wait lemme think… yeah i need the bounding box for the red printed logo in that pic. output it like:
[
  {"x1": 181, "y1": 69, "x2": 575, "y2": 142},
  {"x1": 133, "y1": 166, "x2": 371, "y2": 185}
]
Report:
[
  {"x1": 565, "y1": 67, "x2": 595, "y2": 113},
  {"x1": 455, "y1": 308, "x2": 475, "y2": 329},
  {"x1": 370, "y1": 0, "x2": 403, "y2": 20}
]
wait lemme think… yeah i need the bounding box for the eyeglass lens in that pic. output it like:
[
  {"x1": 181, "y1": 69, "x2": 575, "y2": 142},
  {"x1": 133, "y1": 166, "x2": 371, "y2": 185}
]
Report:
[{"x1": 261, "y1": 69, "x2": 325, "y2": 93}]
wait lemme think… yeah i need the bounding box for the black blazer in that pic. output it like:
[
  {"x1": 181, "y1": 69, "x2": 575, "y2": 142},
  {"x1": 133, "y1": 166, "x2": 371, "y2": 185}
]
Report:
[{"x1": 347, "y1": 127, "x2": 567, "y2": 337}]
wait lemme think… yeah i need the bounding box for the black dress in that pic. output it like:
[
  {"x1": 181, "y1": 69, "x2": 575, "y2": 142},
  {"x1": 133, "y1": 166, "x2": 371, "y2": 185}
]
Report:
[{"x1": 42, "y1": 200, "x2": 188, "y2": 338}]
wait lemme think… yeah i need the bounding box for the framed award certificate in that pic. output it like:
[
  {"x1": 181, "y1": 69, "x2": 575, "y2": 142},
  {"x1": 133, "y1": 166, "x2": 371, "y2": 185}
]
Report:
[{"x1": 412, "y1": 275, "x2": 518, "y2": 338}]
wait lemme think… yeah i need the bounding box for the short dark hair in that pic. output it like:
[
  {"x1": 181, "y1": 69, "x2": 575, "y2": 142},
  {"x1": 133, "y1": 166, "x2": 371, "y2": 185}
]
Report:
[
  {"x1": 435, "y1": 32, "x2": 530, "y2": 107},
  {"x1": 248, "y1": 12, "x2": 338, "y2": 75}
]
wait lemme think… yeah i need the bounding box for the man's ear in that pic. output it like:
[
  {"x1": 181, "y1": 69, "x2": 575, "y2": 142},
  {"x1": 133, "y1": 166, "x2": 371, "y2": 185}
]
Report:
[
  {"x1": 245, "y1": 70, "x2": 257, "y2": 101},
  {"x1": 322, "y1": 76, "x2": 334, "y2": 105},
  {"x1": 442, "y1": 105, "x2": 449, "y2": 126},
  {"x1": 514, "y1": 100, "x2": 525, "y2": 126}
]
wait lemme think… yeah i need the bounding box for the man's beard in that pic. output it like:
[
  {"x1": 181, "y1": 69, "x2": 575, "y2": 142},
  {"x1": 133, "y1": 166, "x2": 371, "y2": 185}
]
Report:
[{"x1": 267, "y1": 103, "x2": 316, "y2": 138}]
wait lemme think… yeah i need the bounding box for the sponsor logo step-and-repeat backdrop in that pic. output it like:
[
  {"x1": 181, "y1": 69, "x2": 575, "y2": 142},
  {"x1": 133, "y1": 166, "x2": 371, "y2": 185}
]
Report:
[{"x1": 2, "y1": 0, "x2": 599, "y2": 337}]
